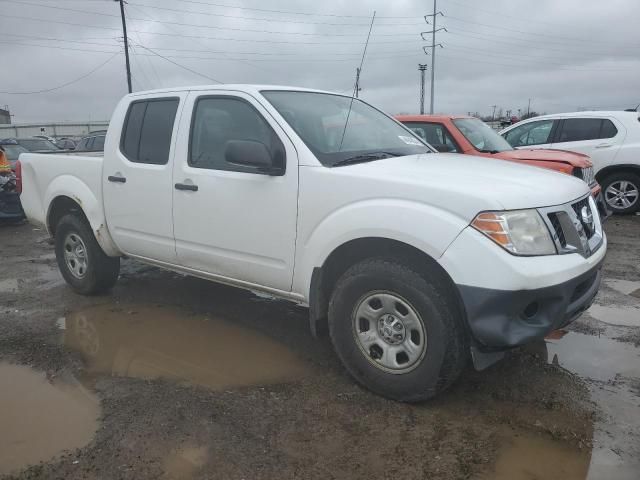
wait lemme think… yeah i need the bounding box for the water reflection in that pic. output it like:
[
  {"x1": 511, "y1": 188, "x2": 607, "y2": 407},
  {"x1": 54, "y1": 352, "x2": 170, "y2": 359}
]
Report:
[
  {"x1": 0, "y1": 363, "x2": 99, "y2": 475},
  {"x1": 62, "y1": 304, "x2": 312, "y2": 390}
]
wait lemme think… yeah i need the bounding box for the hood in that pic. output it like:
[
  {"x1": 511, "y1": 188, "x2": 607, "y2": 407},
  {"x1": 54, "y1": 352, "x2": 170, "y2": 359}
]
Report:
[
  {"x1": 332, "y1": 153, "x2": 590, "y2": 221},
  {"x1": 492, "y1": 148, "x2": 592, "y2": 168}
]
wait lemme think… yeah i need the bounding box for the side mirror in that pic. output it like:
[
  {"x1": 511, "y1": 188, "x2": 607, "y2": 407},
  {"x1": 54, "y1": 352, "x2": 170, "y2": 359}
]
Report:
[{"x1": 224, "y1": 140, "x2": 284, "y2": 176}]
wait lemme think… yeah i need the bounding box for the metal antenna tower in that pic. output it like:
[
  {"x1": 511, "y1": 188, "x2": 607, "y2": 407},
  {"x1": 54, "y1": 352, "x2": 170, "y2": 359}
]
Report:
[{"x1": 422, "y1": 0, "x2": 445, "y2": 114}]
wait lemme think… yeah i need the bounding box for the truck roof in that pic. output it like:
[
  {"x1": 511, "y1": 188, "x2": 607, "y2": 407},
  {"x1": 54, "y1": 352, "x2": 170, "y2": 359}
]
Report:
[{"x1": 128, "y1": 84, "x2": 340, "y2": 97}]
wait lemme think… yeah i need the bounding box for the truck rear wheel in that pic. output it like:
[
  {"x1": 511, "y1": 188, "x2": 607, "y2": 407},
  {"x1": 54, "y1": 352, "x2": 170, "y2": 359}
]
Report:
[
  {"x1": 54, "y1": 214, "x2": 120, "y2": 295},
  {"x1": 328, "y1": 258, "x2": 467, "y2": 402}
]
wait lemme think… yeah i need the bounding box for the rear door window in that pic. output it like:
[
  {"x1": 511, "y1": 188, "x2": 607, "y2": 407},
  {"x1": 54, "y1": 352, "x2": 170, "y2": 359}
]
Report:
[
  {"x1": 120, "y1": 98, "x2": 179, "y2": 164},
  {"x1": 599, "y1": 119, "x2": 618, "y2": 139},
  {"x1": 557, "y1": 118, "x2": 603, "y2": 142}
]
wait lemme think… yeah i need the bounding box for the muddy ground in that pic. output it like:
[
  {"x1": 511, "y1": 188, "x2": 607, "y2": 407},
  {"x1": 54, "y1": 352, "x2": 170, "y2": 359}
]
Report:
[{"x1": 0, "y1": 216, "x2": 638, "y2": 479}]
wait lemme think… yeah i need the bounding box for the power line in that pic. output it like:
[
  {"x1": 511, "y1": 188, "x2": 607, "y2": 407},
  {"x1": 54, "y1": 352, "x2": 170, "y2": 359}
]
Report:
[
  {"x1": 0, "y1": 38, "x2": 420, "y2": 62},
  {"x1": 3, "y1": 0, "x2": 419, "y2": 37},
  {"x1": 443, "y1": 14, "x2": 637, "y2": 47},
  {"x1": 444, "y1": 30, "x2": 638, "y2": 57},
  {"x1": 133, "y1": 43, "x2": 224, "y2": 84},
  {"x1": 3, "y1": 32, "x2": 120, "y2": 47},
  {"x1": 172, "y1": 0, "x2": 414, "y2": 19},
  {"x1": 0, "y1": 13, "x2": 418, "y2": 44},
  {"x1": 436, "y1": 52, "x2": 634, "y2": 72},
  {"x1": 129, "y1": 1, "x2": 420, "y2": 26},
  {"x1": 126, "y1": 3, "x2": 278, "y2": 80},
  {"x1": 0, "y1": 52, "x2": 120, "y2": 94},
  {"x1": 441, "y1": 0, "x2": 582, "y2": 28},
  {"x1": 0, "y1": 39, "x2": 119, "y2": 54}
]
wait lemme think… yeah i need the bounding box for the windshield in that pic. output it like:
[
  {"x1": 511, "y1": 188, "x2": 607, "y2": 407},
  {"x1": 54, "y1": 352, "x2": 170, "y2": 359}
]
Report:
[
  {"x1": 452, "y1": 118, "x2": 513, "y2": 153},
  {"x1": 261, "y1": 91, "x2": 431, "y2": 166},
  {"x1": 2, "y1": 144, "x2": 28, "y2": 161},
  {"x1": 18, "y1": 138, "x2": 58, "y2": 151}
]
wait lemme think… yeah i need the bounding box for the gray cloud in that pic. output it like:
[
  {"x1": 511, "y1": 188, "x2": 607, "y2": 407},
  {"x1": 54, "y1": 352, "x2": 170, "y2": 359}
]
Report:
[{"x1": 1, "y1": 0, "x2": 639, "y2": 123}]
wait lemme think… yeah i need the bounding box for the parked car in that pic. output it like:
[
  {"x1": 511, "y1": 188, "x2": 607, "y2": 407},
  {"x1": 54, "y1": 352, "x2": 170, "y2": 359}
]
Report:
[
  {"x1": 18, "y1": 85, "x2": 605, "y2": 401},
  {"x1": 75, "y1": 133, "x2": 105, "y2": 152},
  {"x1": 0, "y1": 139, "x2": 28, "y2": 170},
  {"x1": 500, "y1": 111, "x2": 640, "y2": 213},
  {"x1": 396, "y1": 115, "x2": 606, "y2": 215},
  {"x1": 55, "y1": 138, "x2": 77, "y2": 150},
  {"x1": 3, "y1": 137, "x2": 59, "y2": 153},
  {"x1": 33, "y1": 134, "x2": 60, "y2": 147}
]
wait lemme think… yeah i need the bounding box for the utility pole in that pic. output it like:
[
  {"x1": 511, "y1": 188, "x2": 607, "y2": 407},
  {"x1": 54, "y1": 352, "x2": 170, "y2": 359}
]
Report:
[
  {"x1": 115, "y1": 0, "x2": 132, "y2": 94},
  {"x1": 429, "y1": 0, "x2": 436, "y2": 114},
  {"x1": 527, "y1": 98, "x2": 531, "y2": 117},
  {"x1": 418, "y1": 64, "x2": 428, "y2": 114},
  {"x1": 490, "y1": 105, "x2": 497, "y2": 121},
  {"x1": 422, "y1": 1, "x2": 445, "y2": 114}
]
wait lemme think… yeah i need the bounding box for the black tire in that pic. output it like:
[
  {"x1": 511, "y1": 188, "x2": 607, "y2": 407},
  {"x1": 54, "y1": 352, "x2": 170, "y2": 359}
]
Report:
[
  {"x1": 54, "y1": 214, "x2": 120, "y2": 295},
  {"x1": 328, "y1": 257, "x2": 467, "y2": 402},
  {"x1": 601, "y1": 171, "x2": 640, "y2": 214}
]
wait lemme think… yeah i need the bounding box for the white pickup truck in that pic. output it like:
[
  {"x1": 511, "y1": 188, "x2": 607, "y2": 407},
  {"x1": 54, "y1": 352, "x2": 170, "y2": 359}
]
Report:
[{"x1": 19, "y1": 85, "x2": 606, "y2": 401}]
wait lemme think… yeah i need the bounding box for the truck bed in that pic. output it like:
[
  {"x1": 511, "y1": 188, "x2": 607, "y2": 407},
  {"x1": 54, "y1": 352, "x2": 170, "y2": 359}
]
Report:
[{"x1": 19, "y1": 152, "x2": 104, "y2": 231}]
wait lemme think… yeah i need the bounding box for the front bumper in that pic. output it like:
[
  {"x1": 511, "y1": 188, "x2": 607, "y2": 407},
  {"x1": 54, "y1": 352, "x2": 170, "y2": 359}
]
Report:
[
  {"x1": 593, "y1": 189, "x2": 612, "y2": 222},
  {"x1": 458, "y1": 256, "x2": 603, "y2": 350}
]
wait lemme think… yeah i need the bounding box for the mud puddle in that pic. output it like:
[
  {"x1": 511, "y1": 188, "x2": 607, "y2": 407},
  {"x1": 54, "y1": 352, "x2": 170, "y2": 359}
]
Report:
[
  {"x1": 59, "y1": 304, "x2": 311, "y2": 391},
  {"x1": 479, "y1": 427, "x2": 590, "y2": 480},
  {"x1": 163, "y1": 445, "x2": 209, "y2": 479},
  {"x1": 586, "y1": 304, "x2": 640, "y2": 327},
  {"x1": 546, "y1": 331, "x2": 639, "y2": 381},
  {"x1": 0, "y1": 363, "x2": 100, "y2": 475},
  {"x1": 0, "y1": 278, "x2": 19, "y2": 293},
  {"x1": 604, "y1": 278, "x2": 640, "y2": 297},
  {"x1": 546, "y1": 330, "x2": 640, "y2": 479}
]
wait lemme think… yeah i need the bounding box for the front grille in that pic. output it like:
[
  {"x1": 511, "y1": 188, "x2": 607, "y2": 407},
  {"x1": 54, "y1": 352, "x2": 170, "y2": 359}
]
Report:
[
  {"x1": 571, "y1": 197, "x2": 595, "y2": 238},
  {"x1": 539, "y1": 194, "x2": 603, "y2": 258},
  {"x1": 574, "y1": 166, "x2": 595, "y2": 186},
  {"x1": 548, "y1": 213, "x2": 567, "y2": 247}
]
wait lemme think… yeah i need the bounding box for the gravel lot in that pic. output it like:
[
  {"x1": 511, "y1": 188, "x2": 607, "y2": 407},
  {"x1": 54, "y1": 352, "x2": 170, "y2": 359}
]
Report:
[{"x1": 1, "y1": 216, "x2": 638, "y2": 479}]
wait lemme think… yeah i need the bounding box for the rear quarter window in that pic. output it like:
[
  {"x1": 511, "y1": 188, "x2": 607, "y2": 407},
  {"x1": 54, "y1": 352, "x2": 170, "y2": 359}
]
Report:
[{"x1": 120, "y1": 98, "x2": 179, "y2": 164}]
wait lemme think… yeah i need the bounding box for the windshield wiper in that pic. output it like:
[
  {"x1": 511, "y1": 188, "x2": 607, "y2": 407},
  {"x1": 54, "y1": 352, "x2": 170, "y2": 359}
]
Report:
[
  {"x1": 478, "y1": 149, "x2": 500, "y2": 154},
  {"x1": 332, "y1": 152, "x2": 398, "y2": 167}
]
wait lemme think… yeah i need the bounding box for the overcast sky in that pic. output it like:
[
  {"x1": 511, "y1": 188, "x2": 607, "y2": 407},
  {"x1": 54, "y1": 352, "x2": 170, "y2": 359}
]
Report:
[{"x1": 1, "y1": 0, "x2": 639, "y2": 123}]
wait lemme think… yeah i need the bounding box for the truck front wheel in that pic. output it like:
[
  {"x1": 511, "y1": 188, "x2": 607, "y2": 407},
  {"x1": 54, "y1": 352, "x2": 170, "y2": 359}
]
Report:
[
  {"x1": 54, "y1": 214, "x2": 120, "y2": 295},
  {"x1": 328, "y1": 258, "x2": 467, "y2": 402}
]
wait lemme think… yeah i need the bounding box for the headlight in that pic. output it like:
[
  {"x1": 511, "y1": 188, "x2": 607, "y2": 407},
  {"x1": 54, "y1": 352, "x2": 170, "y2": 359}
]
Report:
[{"x1": 471, "y1": 209, "x2": 556, "y2": 256}]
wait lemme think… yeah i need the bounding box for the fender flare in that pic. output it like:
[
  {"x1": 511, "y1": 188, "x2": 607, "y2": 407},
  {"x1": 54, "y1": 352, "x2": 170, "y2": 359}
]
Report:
[{"x1": 45, "y1": 175, "x2": 121, "y2": 256}]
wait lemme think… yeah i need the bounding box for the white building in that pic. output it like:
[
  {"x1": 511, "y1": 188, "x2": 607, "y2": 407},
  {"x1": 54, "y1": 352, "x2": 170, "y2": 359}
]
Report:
[{"x1": 0, "y1": 121, "x2": 109, "y2": 139}]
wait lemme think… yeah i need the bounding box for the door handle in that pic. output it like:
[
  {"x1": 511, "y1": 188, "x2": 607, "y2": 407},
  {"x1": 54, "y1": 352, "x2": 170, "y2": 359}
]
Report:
[
  {"x1": 595, "y1": 143, "x2": 612, "y2": 149},
  {"x1": 108, "y1": 175, "x2": 127, "y2": 183},
  {"x1": 175, "y1": 183, "x2": 198, "y2": 192}
]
